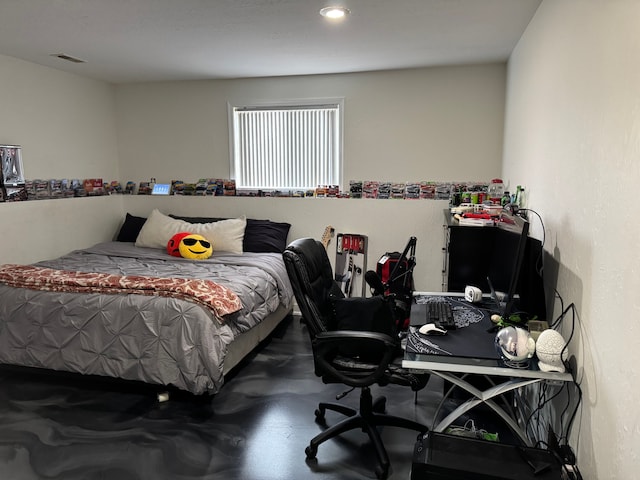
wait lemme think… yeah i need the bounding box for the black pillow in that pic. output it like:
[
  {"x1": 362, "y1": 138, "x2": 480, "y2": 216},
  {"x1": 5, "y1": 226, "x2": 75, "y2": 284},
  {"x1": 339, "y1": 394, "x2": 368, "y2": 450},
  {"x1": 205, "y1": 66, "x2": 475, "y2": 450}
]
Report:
[
  {"x1": 116, "y1": 213, "x2": 147, "y2": 242},
  {"x1": 169, "y1": 215, "x2": 291, "y2": 253},
  {"x1": 243, "y1": 219, "x2": 291, "y2": 253},
  {"x1": 169, "y1": 215, "x2": 226, "y2": 224}
]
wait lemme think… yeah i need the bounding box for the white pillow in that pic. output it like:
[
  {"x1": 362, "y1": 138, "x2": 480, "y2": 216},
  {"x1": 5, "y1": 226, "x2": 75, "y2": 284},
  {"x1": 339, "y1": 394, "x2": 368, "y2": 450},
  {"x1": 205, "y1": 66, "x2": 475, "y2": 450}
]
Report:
[{"x1": 135, "y1": 209, "x2": 246, "y2": 254}]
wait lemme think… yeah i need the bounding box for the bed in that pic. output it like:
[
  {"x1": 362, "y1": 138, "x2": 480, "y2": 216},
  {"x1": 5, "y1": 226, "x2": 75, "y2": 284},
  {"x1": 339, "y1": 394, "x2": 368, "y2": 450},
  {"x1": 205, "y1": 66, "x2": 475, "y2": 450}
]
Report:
[{"x1": 0, "y1": 210, "x2": 294, "y2": 395}]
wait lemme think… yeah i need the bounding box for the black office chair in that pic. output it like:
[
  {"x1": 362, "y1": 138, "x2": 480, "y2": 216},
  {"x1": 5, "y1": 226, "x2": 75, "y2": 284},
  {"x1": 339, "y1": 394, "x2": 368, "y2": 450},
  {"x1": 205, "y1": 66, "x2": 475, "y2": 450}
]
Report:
[{"x1": 283, "y1": 237, "x2": 429, "y2": 480}]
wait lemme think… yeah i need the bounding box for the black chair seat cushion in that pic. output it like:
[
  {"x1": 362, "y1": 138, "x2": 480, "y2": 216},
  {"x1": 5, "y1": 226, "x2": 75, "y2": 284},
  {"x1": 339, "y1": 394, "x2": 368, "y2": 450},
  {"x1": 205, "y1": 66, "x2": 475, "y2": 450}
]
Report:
[{"x1": 330, "y1": 355, "x2": 428, "y2": 391}]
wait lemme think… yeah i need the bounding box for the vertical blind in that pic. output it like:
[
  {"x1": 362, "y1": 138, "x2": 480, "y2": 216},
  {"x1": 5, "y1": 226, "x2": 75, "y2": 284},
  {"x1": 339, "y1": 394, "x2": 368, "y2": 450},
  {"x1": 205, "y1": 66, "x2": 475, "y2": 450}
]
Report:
[{"x1": 232, "y1": 104, "x2": 340, "y2": 190}]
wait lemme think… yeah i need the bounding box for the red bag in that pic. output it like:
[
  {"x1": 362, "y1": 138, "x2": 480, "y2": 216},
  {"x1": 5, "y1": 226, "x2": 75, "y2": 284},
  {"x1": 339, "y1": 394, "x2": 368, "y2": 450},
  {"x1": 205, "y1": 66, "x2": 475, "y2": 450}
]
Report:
[{"x1": 376, "y1": 252, "x2": 414, "y2": 330}]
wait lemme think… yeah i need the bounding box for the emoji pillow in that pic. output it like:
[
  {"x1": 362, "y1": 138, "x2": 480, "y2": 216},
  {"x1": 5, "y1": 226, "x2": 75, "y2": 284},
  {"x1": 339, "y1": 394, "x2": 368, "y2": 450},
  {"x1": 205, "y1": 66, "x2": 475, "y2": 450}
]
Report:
[
  {"x1": 167, "y1": 232, "x2": 192, "y2": 257},
  {"x1": 178, "y1": 233, "x2": 213, "y2": 260}
]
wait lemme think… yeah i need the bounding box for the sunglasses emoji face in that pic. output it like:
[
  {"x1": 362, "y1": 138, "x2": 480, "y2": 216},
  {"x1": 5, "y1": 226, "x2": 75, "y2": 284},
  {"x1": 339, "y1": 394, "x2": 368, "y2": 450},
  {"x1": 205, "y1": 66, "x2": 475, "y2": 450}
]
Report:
[
  {"x1": 178, "y1": 233, "x2": 213, "y2": 260},
  {"x1": 167, "y1": 232, "x2": 192, "y2": 257}
]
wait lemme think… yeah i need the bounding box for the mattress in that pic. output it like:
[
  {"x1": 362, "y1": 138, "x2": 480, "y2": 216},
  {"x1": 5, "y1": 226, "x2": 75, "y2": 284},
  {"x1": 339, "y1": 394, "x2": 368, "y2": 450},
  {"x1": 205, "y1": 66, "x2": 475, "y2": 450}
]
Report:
[{"x1": 0, "y1": 242, "x2": 293, "y2": 395}]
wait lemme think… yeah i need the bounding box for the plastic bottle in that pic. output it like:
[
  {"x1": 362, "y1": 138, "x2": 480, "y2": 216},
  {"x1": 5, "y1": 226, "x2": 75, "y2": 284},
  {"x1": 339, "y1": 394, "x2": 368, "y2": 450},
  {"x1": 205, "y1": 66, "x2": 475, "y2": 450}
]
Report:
[
  {"x1": 487, "y1": 178, "x2": 505, "y2": 205},
  {"x1": 501, "y1": 191, "x2": 510, "y2": 206},
  {"x1": 514, "y1": 185, "x2": 524, "y2": 208}
]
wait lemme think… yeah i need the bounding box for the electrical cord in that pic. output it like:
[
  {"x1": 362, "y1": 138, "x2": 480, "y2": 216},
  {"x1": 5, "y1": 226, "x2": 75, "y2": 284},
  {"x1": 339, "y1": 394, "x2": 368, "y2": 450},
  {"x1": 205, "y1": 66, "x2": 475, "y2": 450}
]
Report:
[
  {"x1": 551, "y1": 299, "x2": 584, "y2": 447},
  {"x1": 561, "y1": 379, "x2": 582, "y2": 448},
  {"x1": 519, "y1": 208, "x2": 570, "y2": 330},
  {"x1": 515, "y1": 208, "x2": 583, "y2": 475},
  {"x1": 524, "y1": 381, "x2": 567, "y2": 442},
  {"x1": 518, "y1": 208, "x2": 546, "y2": 278},
  {"x1": 546, "y1": 293, "x2": 583, "y2": 467},
  {"x1": 551, "y1": 301, "x2": 578, "y2": 449},
  {"x1": 523, "y1": 381, "x2": 547, "y2": 441}
]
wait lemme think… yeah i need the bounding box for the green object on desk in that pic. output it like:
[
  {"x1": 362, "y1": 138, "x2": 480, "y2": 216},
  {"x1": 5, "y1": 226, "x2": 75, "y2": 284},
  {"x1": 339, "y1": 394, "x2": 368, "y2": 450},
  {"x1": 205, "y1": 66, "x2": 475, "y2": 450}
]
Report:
[{"x1": 497, "y1": 313, "x2": 536, "y2": 328}]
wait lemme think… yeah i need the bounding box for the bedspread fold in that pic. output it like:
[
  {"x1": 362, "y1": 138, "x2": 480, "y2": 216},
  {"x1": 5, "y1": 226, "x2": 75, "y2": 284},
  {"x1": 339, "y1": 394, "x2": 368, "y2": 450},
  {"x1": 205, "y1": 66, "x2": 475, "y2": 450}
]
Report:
[{"x1": 0, "y1": 264, "x2": 242, "y2": 320}]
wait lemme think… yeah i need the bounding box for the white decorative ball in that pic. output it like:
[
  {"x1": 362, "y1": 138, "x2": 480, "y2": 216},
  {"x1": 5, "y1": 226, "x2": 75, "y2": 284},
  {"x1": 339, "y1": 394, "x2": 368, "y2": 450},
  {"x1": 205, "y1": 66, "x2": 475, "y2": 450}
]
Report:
[{"x1": 535, "y1": 329, "x2": 568, "y2": 373}]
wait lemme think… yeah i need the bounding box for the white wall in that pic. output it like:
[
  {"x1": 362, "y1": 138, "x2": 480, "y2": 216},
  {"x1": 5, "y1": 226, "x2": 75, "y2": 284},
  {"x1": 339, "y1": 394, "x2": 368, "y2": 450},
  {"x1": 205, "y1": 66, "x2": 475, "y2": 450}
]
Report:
[
  {"x1": 120, "y1": 195, "x2": 450, "y2": 292},
  {"x1": 114, "y1": 65, "x2": 506, "y2": 290},
  {"x1": 0, "y1": 54, "x2": 119, "y2": 180},
  {"x1": 0, "y1": 54, "x2": 122, "y2": 264},
  {"x1": 0, "y1": 196, "x2": 123, "y2": 265},
  {"x1": 115, "y1": 65, "x2": 505, "y2": 183},
  {"x1": 503, "y1": 2, "x2": 640, "y2": 478}
]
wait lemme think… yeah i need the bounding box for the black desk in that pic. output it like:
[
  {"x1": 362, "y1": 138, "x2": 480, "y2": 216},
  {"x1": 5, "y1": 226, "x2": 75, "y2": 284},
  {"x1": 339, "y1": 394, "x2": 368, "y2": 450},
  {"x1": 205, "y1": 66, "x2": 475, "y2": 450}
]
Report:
[{"x1": 403, "y1": 293, "x2": 572, "y2": 447}]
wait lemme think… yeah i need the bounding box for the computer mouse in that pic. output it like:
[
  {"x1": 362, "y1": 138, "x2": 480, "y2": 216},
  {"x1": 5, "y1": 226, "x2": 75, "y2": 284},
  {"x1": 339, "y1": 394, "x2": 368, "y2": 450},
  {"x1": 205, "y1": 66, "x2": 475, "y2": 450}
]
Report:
[{"x1": 418, "y1": 323, "x2": 447, "y2": 336}]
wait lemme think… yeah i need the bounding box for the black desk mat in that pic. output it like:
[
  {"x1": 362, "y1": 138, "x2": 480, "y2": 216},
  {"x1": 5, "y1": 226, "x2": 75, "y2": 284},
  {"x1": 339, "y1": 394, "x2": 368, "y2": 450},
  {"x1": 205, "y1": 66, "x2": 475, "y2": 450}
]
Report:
[{"x1": 406, "y1": 295, "x2": 500, "y2": 360}]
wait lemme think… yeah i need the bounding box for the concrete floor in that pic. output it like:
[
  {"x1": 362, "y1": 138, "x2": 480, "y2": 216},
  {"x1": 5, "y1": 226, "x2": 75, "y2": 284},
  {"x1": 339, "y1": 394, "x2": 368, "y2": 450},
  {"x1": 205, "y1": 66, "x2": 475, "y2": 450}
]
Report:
[{"x1": 0, "y1": 316, "x2": 494, "y2": 480}]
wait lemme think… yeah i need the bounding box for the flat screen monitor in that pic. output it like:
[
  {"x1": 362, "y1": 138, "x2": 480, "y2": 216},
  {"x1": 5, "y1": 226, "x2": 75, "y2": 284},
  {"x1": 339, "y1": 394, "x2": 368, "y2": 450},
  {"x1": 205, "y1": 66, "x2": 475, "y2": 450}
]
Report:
[
  {"x1": 151, "y1": 183, "x2": 171, "y2": 195},
  {"x1": 486, "y1": 210, "x2": 530, "y2": 319}
]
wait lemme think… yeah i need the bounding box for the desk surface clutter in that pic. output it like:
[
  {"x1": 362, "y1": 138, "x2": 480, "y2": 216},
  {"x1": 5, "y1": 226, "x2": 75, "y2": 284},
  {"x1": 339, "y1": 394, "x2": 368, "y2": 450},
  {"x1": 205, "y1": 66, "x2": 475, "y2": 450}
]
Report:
[
  {"x1": 404, "y1": 293, "x2": 572, "y2": 379},
  {"x1": 407, "y1": 294, "x2": 497, "y2": 361}
]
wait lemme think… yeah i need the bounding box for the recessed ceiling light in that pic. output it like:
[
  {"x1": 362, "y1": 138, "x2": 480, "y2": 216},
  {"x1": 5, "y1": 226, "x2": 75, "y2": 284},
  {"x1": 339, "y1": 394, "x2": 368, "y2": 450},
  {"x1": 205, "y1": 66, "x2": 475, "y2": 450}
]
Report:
[{"x1": 319, "y1": 6, "x2": 350, "y2": 20}]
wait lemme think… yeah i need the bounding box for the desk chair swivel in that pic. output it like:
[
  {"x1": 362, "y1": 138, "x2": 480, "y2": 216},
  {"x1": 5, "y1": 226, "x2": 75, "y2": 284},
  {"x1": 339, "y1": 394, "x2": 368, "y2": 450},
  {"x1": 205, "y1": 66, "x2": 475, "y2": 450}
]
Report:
[{"x1": 283, "y1": 238, "x2": 429, "y2": 480}]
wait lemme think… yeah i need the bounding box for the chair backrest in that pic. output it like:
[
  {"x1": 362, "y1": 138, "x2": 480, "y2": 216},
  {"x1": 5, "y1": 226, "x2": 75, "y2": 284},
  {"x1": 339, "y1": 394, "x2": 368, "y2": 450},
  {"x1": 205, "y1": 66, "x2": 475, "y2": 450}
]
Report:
[
  {"x1": 283, "y1": 237, "x2": 344, "y2": 337},
  {"x1": 285, "y1": 238, "x2": 412, "y2": 389}
]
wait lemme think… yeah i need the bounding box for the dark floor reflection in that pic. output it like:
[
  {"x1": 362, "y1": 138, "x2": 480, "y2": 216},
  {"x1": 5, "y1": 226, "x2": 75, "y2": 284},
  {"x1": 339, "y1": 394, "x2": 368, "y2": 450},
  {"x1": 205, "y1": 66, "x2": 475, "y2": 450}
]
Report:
[{"x1": 0, "y1": 317, "x2": 445, "y2": 480}]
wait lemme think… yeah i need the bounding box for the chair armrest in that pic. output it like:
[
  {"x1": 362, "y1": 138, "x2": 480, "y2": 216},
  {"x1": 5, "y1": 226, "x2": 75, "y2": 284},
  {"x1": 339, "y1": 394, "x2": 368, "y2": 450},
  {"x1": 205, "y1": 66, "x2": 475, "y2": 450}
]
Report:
[
  {"x1": 313, "y1": 330, "x2": 398, "y2": 388},
  {"x1": 317, "y1": 330, "x2": 397, "y2": 345}
]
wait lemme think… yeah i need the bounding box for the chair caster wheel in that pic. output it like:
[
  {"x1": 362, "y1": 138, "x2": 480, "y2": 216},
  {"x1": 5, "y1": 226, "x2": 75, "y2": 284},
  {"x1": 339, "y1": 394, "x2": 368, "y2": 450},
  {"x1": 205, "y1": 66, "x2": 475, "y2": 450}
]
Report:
[
  {"x1": 305, "y1": 445, "x2": 317, "y2": 459},
  {"x1": 373, "y1": 397, "x2": 386, "y2": 414},
  {"x1": 375, "y1": 464, "x2": 389, "y2": 480},
  {"x1": 314, "y1": 408, "x2": 325, "y2": 421}
]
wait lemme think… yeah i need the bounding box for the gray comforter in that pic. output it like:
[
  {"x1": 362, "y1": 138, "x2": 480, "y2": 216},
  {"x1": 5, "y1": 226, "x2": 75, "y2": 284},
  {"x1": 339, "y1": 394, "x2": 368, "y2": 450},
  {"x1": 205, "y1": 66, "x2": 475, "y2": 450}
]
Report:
[{"x1": 0, "y1": 242, "x2": 293, "y2": 394}]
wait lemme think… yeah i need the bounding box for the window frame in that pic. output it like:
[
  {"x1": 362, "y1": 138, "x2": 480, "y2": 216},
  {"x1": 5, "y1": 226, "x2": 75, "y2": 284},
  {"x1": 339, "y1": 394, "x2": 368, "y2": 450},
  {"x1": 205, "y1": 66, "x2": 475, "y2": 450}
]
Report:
[{"x1": 227, "y1": 97, "x2": 344, "y2": 192}]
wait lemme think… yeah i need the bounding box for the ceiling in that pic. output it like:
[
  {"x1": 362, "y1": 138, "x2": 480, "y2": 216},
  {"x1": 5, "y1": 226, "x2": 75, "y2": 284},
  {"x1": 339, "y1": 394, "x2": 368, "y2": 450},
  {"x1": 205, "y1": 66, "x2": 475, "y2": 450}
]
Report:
[{"x1": 0, "y1": 0, "x2": 541, "y2": 84}]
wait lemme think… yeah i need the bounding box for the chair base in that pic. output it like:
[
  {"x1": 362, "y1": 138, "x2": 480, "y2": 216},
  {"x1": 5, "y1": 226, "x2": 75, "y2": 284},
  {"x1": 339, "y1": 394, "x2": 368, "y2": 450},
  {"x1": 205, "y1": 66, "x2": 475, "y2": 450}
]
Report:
[{"x1": 305, "y1": 387, "x2": 427, "y2": 480}]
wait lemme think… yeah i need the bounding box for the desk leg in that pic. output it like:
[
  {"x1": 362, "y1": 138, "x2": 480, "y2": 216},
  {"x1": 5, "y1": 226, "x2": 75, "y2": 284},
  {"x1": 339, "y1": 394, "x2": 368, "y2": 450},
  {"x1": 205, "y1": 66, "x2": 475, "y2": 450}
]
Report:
[
  {"x1": 432, "y1": 373, "x2": 515, "y2": 427},
  {"x1": 430, "y1": 371, "x2": 540, "y2": 447}
]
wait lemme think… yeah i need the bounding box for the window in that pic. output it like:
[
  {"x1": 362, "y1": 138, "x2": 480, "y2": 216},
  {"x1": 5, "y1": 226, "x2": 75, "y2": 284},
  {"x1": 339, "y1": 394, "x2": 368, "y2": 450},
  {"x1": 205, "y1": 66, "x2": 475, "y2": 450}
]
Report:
[{"x1": 229, "y1": 100, "x2": 343, "y2": 191}]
